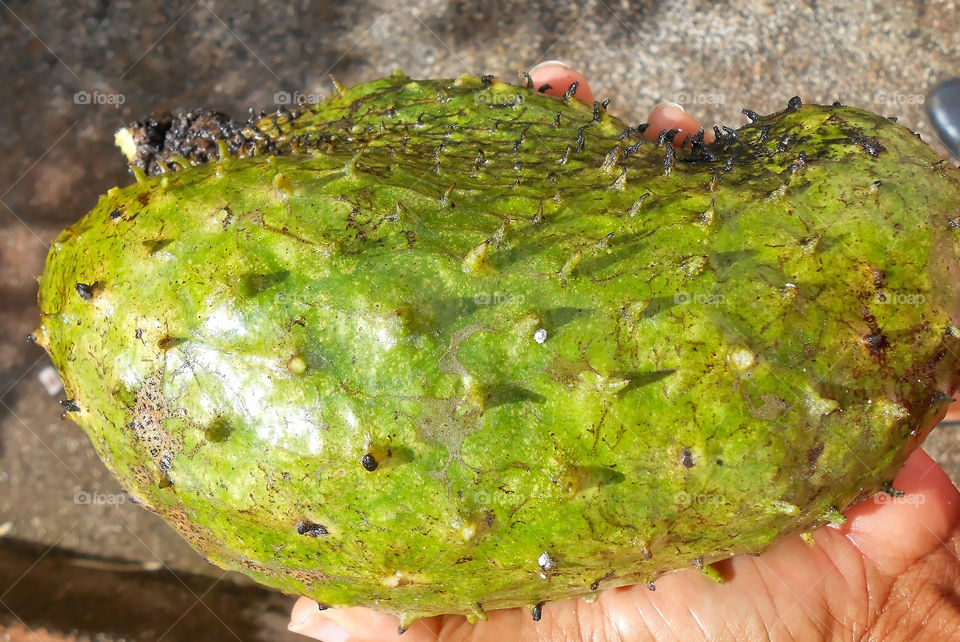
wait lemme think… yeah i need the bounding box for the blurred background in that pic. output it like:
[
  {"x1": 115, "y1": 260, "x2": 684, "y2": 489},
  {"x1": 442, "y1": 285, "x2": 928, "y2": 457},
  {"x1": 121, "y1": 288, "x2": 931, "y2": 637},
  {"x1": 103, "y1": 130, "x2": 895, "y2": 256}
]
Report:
[{"x1": 2, "y1": 1, "x2": 960, "y2": 640}]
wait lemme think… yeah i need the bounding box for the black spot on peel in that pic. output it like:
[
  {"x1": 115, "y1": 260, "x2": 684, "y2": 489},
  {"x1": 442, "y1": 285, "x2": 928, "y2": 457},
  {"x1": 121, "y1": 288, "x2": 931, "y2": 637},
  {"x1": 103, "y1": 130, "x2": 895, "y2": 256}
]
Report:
[
  {"x1": 60, "y1": 399, "x2": 80, "y2": 412},
  {"x1": 75, "y1": 283, "x2": 93, "y2": 300},
  {"x1": 857, "y1": 136, "x2": 886, "y2": 156},
  {"x1": 109, "y1": 208, "x2": 122, "y2": 220},
  {"x1": 204, "y1": 417, "x2": 232, "y2": 442},
  {"x1": 787, "y1": 96, "x2": 803, "y2": 111},
  {"x1": 296, "y1": 520, "x2": 328, "y2": 537},
  {"x1": 863, "y1": 333, "x2": 889, "y2": 356},
  {"x1": 240, "y1": 270, "x2": 290, "y2": 296},
  {"x1": 807, "y1": 443, "x2": 824, "y2": 476},
  {"x1": 361, "y1": 453, "x2": 378, "y2": 471},
  {"x1": 157, "y1": 336, "x2": 185, "y2": 351},
  {"x1": 681, "y1": 447, "x2": 694, "y2": 468},
  {"x1": 531, "y1": 602, "x2": 544, "y2": 621}
]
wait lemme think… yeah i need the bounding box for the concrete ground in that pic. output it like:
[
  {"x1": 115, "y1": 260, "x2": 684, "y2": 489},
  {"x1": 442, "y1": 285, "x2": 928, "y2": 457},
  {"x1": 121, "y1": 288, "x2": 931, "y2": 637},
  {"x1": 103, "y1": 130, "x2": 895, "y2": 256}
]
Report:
[{"x1": 2, "y1": 0, "x2": 960, "y2": 640}]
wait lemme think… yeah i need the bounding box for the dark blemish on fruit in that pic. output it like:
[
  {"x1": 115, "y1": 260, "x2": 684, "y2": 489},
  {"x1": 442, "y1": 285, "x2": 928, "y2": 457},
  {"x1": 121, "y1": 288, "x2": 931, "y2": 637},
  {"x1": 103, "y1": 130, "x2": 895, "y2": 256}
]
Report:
[
  {"x1": 592, "y1": 101, "x2": 601, "y2": 123},
  {"x1": 157, "y1": 336, "x2": 184, "y2": 351},
  {"x1": 537, "y1": 83, "x2": 552, "y2": 93},
  {"x1": 563, "y1": 81, "x2": 579, "y2": 100},
  {"x1": 317, "y1": 603, "x2": 329, "y2": 611},
  {"x1": 647, "y1": 583, "x2": 656, "y2": 591},
  {"x1": 135, "y1": 328, "x2": 143, "y2": 339},
  {"x1": 777, "y1": 135, "x2": 792, "y2": 152},
  {"x1": 361, "y1": 453, "x2": 378, "y2": 471},
  {"x1": 807, "y1": 443, "x2": 824, "y2": 473},
  {"x1": 25, "y1": 334, "x2": 36, "y2": 344},
  {"x1": 109, "y1": 208, "x2": 122, "y2": 219},
  {"x1": 296, "y1": 520, "x2": 328, "y2": 537},
  {"x1": 716, "y1": 459, "x2": 724, "y2": 466},
  {"x1": 398, "y1": 626, "x2": 407, "y2": 635},
  {"x1": 75, "y1": 282, "x2": 93, "y2": 300},
  {"x1": 531, "y1": 602, "x2": 544, "y2": 621},
  {"x1": 159, "y1": 453, "x2": 172, "y2": 474},
  {"x1": 590, "y1": 579, "x2": 600, "y2": 590},
  {"x1": 787, "y1": 96, "x2": 803, "y2": 111},
  {"x1": 552, "y1": 112, "x2": 561, "y2": 128},
  {"x1": 681, "y1": 447, "x2": 694, "y2": 468},
  {"x1": 637, "y1": 122, "x2": 649, "y2": 134},
  {"x1": 559, "y1": 146, "x2": 571, "y2": 164},
  {"x1": 863, "y1": 333, "x2": 889, "y2": 355},
  {"x1": 692, "y1": 555, "x2": 704, "y2": 570},
  {"x1": 60, "y1": 399, "x2": 80, "y2": 412},
  {"x1": 857, "y1": 136, "x2": 886, "y2": 156},
  {"x1": 204, "y1": 417, "x2": 232, "y2": 442},
  {"x1": 742, "y1": 108, "x2": 760, "y2": 122},
  {"x1": 480, "y1": 75, "x2": 493, "y2": 88},
  {"x1": 758, "y1": 124, "x2": 771, "y2": 143},
  {"x1": 832, "y1": 100, "x2": 842, "y2": 106},
  {"x1": 789, "y1": 151, "x2": 807, "y2": 172}
]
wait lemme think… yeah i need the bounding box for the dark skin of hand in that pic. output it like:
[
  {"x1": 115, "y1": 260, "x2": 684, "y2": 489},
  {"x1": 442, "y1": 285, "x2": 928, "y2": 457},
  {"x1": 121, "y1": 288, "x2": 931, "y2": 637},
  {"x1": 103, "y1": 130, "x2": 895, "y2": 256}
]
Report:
[{"x1": 288, "y1": 63, "x2": 960, "y2": 642}]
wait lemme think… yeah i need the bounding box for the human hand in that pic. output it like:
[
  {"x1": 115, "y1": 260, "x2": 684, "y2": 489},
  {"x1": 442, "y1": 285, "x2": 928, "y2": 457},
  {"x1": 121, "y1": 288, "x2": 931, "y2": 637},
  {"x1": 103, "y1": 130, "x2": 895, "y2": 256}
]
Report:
[{"x1": 287, "y1": 63, "x2": 960, "y2": 642}]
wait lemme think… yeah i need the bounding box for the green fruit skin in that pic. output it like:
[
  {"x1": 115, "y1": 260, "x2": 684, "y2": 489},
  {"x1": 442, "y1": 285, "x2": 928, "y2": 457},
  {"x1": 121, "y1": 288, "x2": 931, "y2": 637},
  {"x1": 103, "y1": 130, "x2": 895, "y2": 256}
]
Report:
[{"x1": 36, "y1": 71, "x2": 960, "y2": 624}]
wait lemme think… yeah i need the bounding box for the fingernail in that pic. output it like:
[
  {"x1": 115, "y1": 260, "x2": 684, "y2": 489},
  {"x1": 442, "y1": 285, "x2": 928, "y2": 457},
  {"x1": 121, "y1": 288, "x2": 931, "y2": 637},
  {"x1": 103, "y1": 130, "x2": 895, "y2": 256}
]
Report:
[
  {"x1": 653, "y1": 102, "x2": 685, "y2": 113},
  {"x1": 530, "y1": 59, "x2": 571, "y2": 73},
  {"x1": 288, "y1": 616, "x2": 351, "y2": 641}
]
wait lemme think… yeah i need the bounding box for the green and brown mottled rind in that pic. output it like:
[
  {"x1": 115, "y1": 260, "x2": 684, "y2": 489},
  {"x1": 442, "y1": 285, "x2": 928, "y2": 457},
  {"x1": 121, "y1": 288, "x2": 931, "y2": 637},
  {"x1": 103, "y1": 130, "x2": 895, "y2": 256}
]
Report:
[{"x1": 36, "y1": 71, "x2": 960, "y2": 624}]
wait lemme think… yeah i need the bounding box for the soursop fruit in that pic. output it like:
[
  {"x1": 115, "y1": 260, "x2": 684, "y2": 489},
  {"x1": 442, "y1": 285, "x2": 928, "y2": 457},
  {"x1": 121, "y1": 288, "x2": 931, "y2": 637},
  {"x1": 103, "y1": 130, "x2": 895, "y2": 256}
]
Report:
[{"x1": 34, "y1": 71, "x2": 960, "y2": 627}]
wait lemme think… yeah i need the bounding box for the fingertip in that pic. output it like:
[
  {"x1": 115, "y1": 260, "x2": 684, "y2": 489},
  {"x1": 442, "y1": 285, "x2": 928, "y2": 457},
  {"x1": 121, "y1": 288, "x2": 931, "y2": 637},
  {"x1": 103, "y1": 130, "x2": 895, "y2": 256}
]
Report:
[
  {"x1": 528, "y1": 60, "x2": 594, "y2": 104},
  {"x1": 289, "y1": 597, "x2": 352, "y2": 641},
  {"x1": 843, "y1": 448, "x2": 960, "y2": 574},
  {"x1": 644, "y1": 102, "x2": 712, "y2": 147}
]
